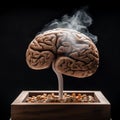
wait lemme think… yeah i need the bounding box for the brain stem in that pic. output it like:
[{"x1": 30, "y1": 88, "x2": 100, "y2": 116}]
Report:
[{"x1": 52, "y1": 61, "x2": 63, "y2": 99}]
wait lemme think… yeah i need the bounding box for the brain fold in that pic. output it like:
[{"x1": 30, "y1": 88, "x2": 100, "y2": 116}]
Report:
[{"x1": 26, "y1": 28, "x2": 99, "y2": 78}]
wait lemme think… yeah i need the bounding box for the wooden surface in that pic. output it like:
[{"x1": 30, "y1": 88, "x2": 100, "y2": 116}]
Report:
[
  {"x1": 10, "y1": 118, "x2": 113, "y2": 120},
  {"x1": 11, "y1": 91, "x2": 111, "y2": 120}
]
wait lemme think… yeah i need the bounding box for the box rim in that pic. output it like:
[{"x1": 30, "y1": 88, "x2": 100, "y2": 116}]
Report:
[{"x1": 11, "y1": 90, "x2": 110, "y2": 105}]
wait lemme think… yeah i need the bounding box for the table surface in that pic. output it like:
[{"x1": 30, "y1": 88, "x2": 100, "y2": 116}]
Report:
[{"x1": 10, "y1": 118, "x2": 112, "y2": 120}]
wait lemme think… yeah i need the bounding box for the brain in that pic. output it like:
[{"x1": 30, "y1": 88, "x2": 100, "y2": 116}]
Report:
[{"x1": 26, "y1": 28, "x2": 99, "y2": 78}]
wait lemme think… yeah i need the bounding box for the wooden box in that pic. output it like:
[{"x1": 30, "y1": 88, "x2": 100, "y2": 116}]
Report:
[{"x1": 11, "y1": 91, "x2": 111, "y2": 120}]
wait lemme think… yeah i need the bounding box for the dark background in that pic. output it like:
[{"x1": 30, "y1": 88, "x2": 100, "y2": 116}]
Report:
[{"x1": 0, "y1": 1, "x2": 120, "y2": 120}]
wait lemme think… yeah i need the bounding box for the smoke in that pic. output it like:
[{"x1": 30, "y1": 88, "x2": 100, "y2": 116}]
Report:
[{"x1": 42, "y1": 10, "x2": 98, "y2": 44}]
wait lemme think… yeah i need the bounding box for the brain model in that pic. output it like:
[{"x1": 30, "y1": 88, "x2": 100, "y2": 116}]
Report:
[{"x1": 26, "y1": 28, "x2": 99, "y2": 78}]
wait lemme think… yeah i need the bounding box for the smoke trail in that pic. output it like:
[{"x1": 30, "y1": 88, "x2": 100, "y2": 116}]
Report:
[{"x1": 42, "y1": 10, "x2": 98, "y2": 44}]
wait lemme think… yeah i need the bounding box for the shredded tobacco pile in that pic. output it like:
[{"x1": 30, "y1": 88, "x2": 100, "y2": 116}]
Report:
[{"x1": 25, "y1": 93, "x2": 96, "y2": 103}]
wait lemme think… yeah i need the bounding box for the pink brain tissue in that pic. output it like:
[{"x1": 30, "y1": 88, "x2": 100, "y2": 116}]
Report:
[{"x1": 26, "y1": 28, "x2": 99, "y2": 78}]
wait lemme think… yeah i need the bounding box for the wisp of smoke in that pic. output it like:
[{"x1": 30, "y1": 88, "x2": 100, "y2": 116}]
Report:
[{"x1": 42, "y1": 10, "x2": 98, "y2": 44}]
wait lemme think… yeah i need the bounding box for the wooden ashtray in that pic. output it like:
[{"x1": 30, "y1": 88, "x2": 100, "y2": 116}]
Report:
[{"x1": 11, "y1": 91, "x2": 111, "y2": 120}]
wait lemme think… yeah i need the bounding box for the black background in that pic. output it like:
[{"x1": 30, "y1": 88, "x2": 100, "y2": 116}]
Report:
[{"x1": 0, "y1": 1, "x2": 120, "y2": 120}]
